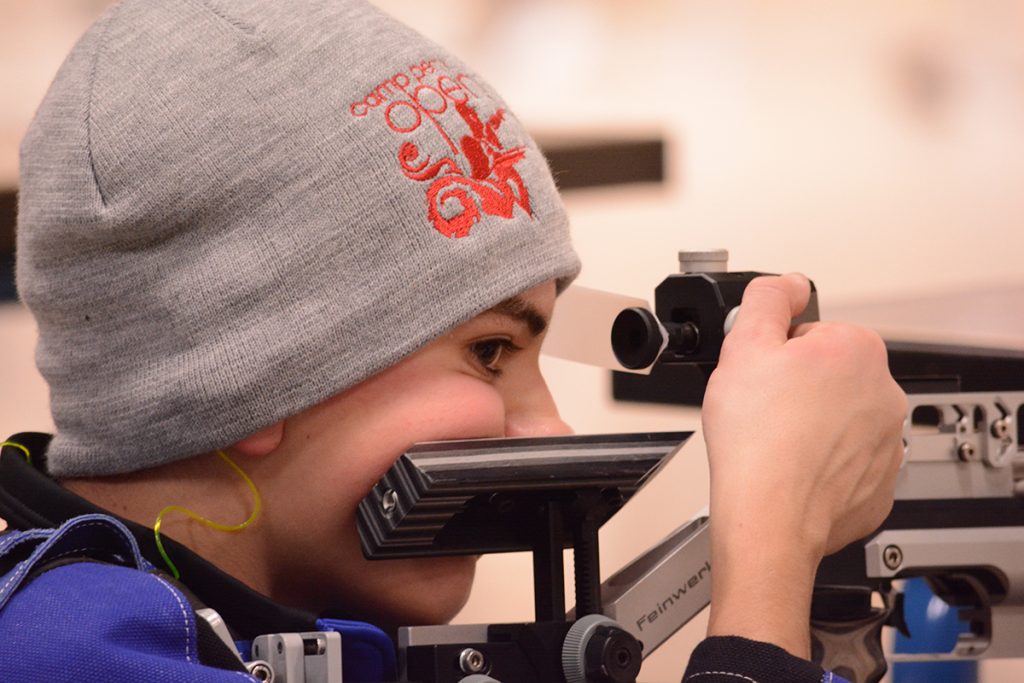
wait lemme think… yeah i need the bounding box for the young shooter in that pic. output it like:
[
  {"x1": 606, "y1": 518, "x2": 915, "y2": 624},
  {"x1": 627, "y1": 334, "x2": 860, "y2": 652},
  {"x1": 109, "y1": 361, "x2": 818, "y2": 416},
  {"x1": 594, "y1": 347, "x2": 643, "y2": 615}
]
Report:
[{"x1": 0, "y1": 1, "x2": 906, "y2": 681}]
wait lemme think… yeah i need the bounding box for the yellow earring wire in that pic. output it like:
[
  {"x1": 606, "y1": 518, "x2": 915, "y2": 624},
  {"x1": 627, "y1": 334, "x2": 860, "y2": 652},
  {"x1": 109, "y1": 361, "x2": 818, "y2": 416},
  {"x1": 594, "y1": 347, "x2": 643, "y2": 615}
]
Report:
[
  {"x1": 0, "y1": 441, "x2": 31, "y2": 464},
  {"x1": 3, "y1": 440, "x2": 261, "y2": 581},
  {"x1": 153, "y1": 449, "x2": 262, "y2": 580}
]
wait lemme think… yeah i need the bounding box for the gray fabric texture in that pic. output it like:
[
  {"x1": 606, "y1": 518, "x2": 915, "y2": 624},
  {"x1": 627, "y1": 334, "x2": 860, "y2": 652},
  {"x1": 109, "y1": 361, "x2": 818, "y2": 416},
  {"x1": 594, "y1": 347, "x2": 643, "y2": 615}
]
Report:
[{"x1": 17, "y1": 0, "x2": 580, "y2": 477}]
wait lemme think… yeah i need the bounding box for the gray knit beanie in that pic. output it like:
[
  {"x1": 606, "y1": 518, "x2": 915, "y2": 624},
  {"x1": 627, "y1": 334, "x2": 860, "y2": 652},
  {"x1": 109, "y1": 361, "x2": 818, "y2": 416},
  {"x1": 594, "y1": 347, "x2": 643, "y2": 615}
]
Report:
[{"x1": 17, "y1": 0, "x2": 580, "y2": 477}]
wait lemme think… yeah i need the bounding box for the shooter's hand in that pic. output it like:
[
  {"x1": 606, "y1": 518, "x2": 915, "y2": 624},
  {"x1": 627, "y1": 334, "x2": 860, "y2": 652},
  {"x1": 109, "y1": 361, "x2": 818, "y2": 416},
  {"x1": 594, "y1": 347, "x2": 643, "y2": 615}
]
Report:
[{"x1": 700, "y1": 273, "x2": 906, "y2": 659}]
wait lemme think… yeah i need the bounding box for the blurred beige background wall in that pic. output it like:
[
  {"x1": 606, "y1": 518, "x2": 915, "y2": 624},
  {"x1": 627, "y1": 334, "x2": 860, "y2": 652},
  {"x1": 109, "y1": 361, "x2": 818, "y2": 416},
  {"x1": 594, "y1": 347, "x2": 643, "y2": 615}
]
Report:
[{"x1": 2, "y1": 1, "x2": 1023, "y2": 681}]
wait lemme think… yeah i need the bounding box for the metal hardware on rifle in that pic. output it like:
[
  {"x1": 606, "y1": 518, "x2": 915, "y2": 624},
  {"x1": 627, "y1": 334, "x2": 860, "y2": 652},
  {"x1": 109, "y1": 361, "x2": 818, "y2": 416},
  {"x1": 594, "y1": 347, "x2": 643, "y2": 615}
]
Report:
[
  {"x1": 958, "y1": 442, "x2": 978, "y2": 461},
  {"x1": 992, "y1": 416, "x2": 1012, "y2": 440},
  {"x1": 882, "y1": 545, "x2": 903, "y2": 570},
  {"x1": 610, "y1": 249, "x2": 819, "y2": 373},
  {"x1": 459, "y1": 649, "x2": 488, "y2": 675},
  {"x1": 251, "y1": 632, "x2": 342, "y2": 683},
  {"x1": 677, "y1": 249, "x2": 729, "y2": 274},
  {"x1": 611, "y1": 308, "x2": 696, "y2": 370},
  {"x1": 590, "y1": 515, "x2": 711, "y2": 658},
  {"x1": 358, "y1": 433, "x2": 688, "y2": 682},
  {"x1": 805, "y1": 370, "x2": 1024, "y2": 681},
  {"x1": 247, "y1": 661, "x2": 275, "y2": 682},
  {"x1": 381, "y1": 489, "x2": 397, "y2": 516},
  {"x1": 561, "y1": 614, "x2": 642, "y2": 683}
]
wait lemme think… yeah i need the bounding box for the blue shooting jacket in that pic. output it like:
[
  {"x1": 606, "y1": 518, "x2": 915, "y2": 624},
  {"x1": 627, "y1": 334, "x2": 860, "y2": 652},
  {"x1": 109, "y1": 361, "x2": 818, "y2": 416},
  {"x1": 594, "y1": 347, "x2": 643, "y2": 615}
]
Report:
[{"x1": 0, "y1": 435, "x2": 395, "y2": 682}]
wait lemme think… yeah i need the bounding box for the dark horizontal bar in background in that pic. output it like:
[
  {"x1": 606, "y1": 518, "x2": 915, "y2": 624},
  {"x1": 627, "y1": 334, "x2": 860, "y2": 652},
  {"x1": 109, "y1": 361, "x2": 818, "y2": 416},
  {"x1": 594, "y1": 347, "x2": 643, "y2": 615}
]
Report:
[
  {"x1": 537, "y1": 137, "x2": 665, "y2": 191},
  {"x1": 0, "y1": 190, "x2": 15, "y2": 302},
  {"x1": 0, "y1": 190, "x2": 13, "y2": 254}
]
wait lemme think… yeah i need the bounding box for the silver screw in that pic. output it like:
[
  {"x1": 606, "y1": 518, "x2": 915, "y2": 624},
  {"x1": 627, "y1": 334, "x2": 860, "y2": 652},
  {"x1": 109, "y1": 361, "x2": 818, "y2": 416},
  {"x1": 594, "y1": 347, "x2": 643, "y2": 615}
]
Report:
[
  {"x1": 381, "y1": 489, "x2": 398, "y2": 516},
  {"x1": 883, "y1": 545, "x2": 903, "y2": 570},
  {"x1": 992, "y1": 418, "x2": 1012, "y2": 440},
  {"x1": 459, "y1": 648, "x2": 487, "y2": 674},
  {"x1": 247, "y1": 661, "x2": 274, "y2": 682},
  {"x1": 957, "y1": 442, "x2": 978, "y2": 461}
]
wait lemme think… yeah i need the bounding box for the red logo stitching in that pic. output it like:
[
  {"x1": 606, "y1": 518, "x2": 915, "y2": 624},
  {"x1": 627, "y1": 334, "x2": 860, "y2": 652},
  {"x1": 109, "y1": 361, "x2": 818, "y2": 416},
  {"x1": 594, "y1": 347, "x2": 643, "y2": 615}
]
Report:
[{"x1": 351, "y1": 59, "x2": 533, "y2": 239}]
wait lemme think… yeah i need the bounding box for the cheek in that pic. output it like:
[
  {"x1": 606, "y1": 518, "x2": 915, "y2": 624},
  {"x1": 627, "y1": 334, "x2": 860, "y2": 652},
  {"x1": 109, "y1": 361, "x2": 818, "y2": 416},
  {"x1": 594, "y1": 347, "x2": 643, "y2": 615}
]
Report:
[
  {"x1": 312, "y1": 374, "x2": 507, "y2": 498},
  {"x1": 363, "y1": 375, "x2": 506, "y2": 479}
]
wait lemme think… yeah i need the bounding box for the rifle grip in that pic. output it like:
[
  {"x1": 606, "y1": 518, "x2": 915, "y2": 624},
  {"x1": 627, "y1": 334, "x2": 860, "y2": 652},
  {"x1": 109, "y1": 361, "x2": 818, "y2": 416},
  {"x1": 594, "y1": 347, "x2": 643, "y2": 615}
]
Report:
[{"x1": 810, "y1": 609, "x2": 888, "y2": 683}]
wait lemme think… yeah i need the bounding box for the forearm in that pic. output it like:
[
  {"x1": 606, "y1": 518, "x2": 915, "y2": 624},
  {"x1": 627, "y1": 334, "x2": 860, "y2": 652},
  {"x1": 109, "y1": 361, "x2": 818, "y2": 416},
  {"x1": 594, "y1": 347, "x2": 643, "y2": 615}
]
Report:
[{"x1": 692, "y1": 273, "x2": 904, "y2": 681}]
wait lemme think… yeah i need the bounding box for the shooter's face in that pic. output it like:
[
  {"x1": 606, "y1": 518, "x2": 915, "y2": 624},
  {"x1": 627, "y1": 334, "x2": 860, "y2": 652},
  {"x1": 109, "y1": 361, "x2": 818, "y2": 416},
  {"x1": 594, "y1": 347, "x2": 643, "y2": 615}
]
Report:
[{"x1": 264, "y1": 280, "x2": 570, "y2": 630}]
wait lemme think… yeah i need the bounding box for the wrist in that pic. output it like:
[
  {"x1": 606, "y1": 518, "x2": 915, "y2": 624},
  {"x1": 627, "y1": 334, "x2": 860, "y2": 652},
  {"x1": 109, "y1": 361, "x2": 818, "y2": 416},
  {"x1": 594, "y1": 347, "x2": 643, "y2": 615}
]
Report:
[
  {"x1": 706, "y1": 516, "x2": 824, "y2": 659},
  {"x1": 709, "y1": 484, "x2": 830, "y2": 564}
]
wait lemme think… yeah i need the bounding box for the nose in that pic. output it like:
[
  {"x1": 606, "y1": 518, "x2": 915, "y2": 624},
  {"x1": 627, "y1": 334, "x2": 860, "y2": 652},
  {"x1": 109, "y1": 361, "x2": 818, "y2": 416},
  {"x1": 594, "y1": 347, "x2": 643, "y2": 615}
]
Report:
[
  {"x1": 503, "y1": 376, "x2": 574, "y2": 438},
  {"x1": 505, "y1": 412, "x2": 574, "y2": 438}
]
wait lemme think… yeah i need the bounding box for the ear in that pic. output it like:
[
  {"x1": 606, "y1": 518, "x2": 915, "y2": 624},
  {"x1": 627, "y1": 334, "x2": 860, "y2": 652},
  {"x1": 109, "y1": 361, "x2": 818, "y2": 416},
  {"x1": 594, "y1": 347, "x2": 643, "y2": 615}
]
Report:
[{"x1": 230, "y1": 421, "x2": 285, "y2": 458}]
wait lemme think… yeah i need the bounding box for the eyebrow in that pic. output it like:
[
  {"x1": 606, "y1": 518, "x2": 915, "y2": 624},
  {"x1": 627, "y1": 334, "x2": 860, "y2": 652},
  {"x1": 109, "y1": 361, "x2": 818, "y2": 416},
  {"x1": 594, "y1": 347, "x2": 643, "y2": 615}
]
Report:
[{"x1": 487, "y1": 296, "x2": 548, "y2": 336}]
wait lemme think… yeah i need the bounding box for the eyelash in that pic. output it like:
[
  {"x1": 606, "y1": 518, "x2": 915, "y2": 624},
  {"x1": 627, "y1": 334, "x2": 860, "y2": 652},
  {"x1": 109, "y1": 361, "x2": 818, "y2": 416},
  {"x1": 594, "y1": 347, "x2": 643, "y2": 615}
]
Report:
[{"x1": 469, "y1": 338, "x2": 522, "y2": 378}]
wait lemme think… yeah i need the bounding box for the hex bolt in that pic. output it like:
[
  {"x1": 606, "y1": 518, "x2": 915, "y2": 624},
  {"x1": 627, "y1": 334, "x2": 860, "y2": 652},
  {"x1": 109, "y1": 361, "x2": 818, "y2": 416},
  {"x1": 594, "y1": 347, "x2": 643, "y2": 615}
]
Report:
[
  {"x1": 883, "y1": 545, "x2": 903, "y2": 571},
  {"x1": 381, "y1": 489, "x2": 397, "y2": 516},
  {"x1": 957, "y1": 442, "x2": 977, "y2": 462},
  {"x1": 459, "y1": 648, "x2": 487, "y2": 674},
  {"x1": 248, "y1": 661, "x2": 274, "y2": 682},
  {"x1": 992, "y1": 418, "x2": 1012, "y2": 440}
]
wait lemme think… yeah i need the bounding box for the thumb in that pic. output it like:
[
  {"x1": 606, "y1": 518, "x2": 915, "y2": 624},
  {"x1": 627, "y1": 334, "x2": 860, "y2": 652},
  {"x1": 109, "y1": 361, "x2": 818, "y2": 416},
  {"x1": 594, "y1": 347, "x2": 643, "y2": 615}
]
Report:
[{"x1": 726, "y1": 273, "x2": 812, "y2": 348}]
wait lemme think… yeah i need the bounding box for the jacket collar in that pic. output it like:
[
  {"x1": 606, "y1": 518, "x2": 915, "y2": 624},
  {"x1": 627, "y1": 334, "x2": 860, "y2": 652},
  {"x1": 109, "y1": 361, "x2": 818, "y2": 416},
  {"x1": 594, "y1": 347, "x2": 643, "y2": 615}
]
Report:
[{"x1": 0, "y1": 433, "x2": 317, "y2": 640}]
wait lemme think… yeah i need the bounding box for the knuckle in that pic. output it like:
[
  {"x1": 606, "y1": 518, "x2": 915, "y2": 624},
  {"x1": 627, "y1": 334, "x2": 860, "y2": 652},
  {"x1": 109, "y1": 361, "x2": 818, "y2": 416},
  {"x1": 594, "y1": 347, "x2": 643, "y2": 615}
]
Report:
[
  {"x1": 893, "y1": 439, "x2": 907, "y2": 468},
  {"x1": 874, "y1": 497, "x2": 895, "y2": 528},
  {"x1": 804, "y1": 321, "x2": 857, "y2": 361},
  {"x1": 819, "y1": 323, "x2": 888, "y2": 365},
  {"x1": 863, "y1": 328, "x2": 889, "y2": 362},
  {"x1": 894, "y1": 387, "x2": 910, "y2": 418},
  {"x1": 841, "y1": 322, "x2": 876, "y2": 348}
]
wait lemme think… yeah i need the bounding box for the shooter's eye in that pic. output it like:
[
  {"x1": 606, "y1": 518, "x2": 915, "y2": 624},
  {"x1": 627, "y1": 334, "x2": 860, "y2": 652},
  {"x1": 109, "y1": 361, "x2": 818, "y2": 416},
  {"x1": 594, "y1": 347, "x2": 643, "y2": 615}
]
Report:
[{"x1": 469, "y1": 338, "x2": 521, "y2": 378}]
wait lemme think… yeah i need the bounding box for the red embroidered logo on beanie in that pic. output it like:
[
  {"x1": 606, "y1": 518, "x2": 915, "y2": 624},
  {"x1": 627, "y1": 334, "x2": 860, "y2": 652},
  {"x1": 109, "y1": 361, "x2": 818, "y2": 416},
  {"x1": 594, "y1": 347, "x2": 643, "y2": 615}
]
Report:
[{"x1": 351, "y1": 59, "x2": 533, "y2": 238}]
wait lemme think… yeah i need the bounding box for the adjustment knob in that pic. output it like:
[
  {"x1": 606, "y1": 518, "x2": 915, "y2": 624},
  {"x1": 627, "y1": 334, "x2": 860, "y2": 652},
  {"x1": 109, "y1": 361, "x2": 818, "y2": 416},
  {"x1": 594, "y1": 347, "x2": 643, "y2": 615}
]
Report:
[
  {"x1": 610, "y1": 307, "x2": 664, "y2": 370},
  {"x1": 562, "y1": 614, "x2": 642, "y2": 683}
]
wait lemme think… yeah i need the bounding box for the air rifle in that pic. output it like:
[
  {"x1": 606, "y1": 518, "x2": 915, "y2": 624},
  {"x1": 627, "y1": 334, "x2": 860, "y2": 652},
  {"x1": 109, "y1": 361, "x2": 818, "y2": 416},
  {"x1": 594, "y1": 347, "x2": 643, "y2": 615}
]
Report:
[
  {"x1": 611, "y1": 251, "x2": 1024, "y2": 683},
  {"x1": 235, "y1": 251, "x2": 1022, "y2": 682}
]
